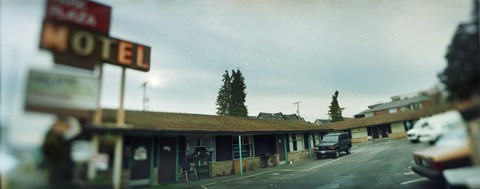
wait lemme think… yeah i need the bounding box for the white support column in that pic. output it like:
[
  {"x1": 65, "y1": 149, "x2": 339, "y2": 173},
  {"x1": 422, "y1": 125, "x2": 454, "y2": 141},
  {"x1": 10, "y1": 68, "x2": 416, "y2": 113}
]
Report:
[
  {"x1": 87, "y1": 135, "x2": 99, "y2": 181},
  {"x1": 238, "y1": 135, "x2": 243, "y2": 176},
  {"x1": 112, "y1": 136, "x2": 123, "y2": 189},
  {"x1": 113, "y1": 67, "x2": 126, "y2": 189},
  {"x1": 89, "y1": 64, "x2": 103, "y2": 181}
]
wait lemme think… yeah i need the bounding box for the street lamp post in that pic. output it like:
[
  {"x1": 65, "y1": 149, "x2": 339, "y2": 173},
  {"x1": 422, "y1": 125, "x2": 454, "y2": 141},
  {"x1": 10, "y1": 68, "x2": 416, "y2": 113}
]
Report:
[
  {"x1": 293, "y1": 101, "x2": 302, "y2": 120},
  {"x1": 141, "y1": 81, "x2": 148, "y2": 111}
]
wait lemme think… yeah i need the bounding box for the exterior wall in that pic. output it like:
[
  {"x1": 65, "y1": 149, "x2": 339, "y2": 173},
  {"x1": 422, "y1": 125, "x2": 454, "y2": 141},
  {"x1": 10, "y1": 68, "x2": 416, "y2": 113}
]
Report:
[
  {"x1": 391, "y1": 122, "x2": 406, "y2": 133},
  {"x1": 151, "y1": 167, "x2": 158, "y2": 185},
  {"x1": 121, "y1": 170, "x2": 129, "y2": 189},
  {"x1": 374, "y1": 109, "x2": 389, "y2": 116},
  {"x1": 351, "y1": 127, "x2": 368, "y2": 139},
  {"x1": 287, "y1": 149, "x2": 311, "y2": 163},
  {"x1": 421, "y1": 99, "x2": 435, "y2": 109},
  {"x1": 389, "y1": 122, "x2": 407, "y2": 139},
  {"x1": 352, "y1": 137, "x2": 368, "y2": 143},
  {"x1": 389, "y1": 132, "x2": 407, "y2": 139},
  {"x1": 245, "y1": 158, "x2": 262, "y2": 172},
  {"x1": 211, "y1": 160, "x2": 234, "y2": 177}
]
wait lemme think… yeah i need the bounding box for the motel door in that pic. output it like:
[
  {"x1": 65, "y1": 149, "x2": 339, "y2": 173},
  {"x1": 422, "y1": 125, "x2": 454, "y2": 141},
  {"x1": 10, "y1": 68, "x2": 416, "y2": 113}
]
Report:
[
  {"x1": 158, "y1": 136, "x2": 177, "y2": 183},
  {"x1": 276, "y1": 135, "x2": 286, "y2": 162},
  {"x1": 371, "y1": 127, "x2": 380, "y2": 139},
  {"x1": 130, "y1": 136, "x2": 152, "y2": 187},
  {"x1": 380, "y1": 125, "x2": 389, "y2": 138}
]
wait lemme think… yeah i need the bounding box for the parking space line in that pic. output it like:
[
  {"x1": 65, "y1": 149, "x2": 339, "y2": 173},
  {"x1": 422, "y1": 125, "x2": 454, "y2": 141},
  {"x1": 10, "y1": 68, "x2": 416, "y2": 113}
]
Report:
[
  {"x1": 304, "y1": 152, "x2": 357, "y2": 172},
  {"x1": 203, "y1": 169, "x2": 276, "y2": 187},
  {"x1": 400, "y1": 178, "x2": 428, "y2": 185},
  {"x1": 201, "y1": 151, "x2": 361, "y2": 188}
]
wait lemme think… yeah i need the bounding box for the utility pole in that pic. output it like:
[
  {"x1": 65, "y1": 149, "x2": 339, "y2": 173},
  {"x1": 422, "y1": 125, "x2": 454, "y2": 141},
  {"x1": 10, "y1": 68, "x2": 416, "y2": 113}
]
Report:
[
  {"x1": 141, "y1": 81, "x2": 149, "y2": 111},
  {"x1": 293, "y1": 101, "x2": 302, "y2": 120}
]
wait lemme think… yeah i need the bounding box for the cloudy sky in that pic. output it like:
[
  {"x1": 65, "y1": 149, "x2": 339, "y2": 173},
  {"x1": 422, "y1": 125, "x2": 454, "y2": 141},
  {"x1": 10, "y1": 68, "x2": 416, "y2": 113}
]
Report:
[{"x1": 0, "y1": 0, "x2": 472, "y2": 147}]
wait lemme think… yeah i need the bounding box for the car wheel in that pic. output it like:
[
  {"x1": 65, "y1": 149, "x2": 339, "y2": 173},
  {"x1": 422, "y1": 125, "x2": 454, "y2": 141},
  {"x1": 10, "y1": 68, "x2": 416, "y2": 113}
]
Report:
[
  {"x1": 316, "y1": 153, "x2": 322, "y2": 159},
  {"x1": 334, "y1": 149, "x2": 339, "y2": 158},
  {"x1": 346, "y1": 147, "x2": 351, "y2": 154}
]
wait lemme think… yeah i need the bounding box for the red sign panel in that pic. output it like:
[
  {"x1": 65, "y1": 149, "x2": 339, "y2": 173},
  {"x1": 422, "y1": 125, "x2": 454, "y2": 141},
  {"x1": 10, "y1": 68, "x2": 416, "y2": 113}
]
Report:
[{"x1": 45, "y1": 0, "x2": 111, "y2": 34}]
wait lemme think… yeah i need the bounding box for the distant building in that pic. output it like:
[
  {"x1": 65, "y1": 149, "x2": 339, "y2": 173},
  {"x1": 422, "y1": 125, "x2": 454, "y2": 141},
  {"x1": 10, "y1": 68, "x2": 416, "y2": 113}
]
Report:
[
  {"x1": 314, "y1": 119, "x2": 330, "y2": 125},
  {"x1": 256, "y1": 112, "x2": 302, "y2": 121},
  {"x1": 354, "y1": 95, "x2": 433, "y2": 118}
]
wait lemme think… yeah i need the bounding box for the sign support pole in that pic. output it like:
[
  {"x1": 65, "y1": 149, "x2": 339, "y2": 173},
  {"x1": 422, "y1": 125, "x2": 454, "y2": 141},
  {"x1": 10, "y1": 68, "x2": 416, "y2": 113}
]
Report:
[
  {"x1": 113, "y1": 67, "x2": 126, "y2": 189},
  {"x1": 89, "y1": 64, "x2": 103, "y2": 181},
  {"x1": 238, "y1": 135, "x2": 243, "y2": 176},
  {"x1": 308, "y1": 134, "x2": 312, "y2": 159}
]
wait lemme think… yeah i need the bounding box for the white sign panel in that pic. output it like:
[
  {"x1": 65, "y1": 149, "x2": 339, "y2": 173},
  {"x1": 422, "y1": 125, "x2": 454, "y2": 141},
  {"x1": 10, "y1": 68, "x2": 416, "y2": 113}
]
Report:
[
  {"x1": 71, "y1": 140, "x2": 91, "y2": 162},
  {"x1": 91, "y1": 153, "x2": 109, "y2": 171},
  {"x1": 134, "y1": 146, "x2": 147, "y2": 161},
  {"x1": 25, "y1": 69, "x2": 99, "y2": 111}
]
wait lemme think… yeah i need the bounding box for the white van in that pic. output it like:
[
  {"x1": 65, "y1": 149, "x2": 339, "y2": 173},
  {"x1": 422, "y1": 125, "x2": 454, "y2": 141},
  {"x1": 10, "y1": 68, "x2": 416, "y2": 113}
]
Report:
[
  {"x1": 407, "y1": 118, "x2": 429, "y2": 143},
  {"x1": 418, "y1": 110, "x2": 465, "y2": 144}
]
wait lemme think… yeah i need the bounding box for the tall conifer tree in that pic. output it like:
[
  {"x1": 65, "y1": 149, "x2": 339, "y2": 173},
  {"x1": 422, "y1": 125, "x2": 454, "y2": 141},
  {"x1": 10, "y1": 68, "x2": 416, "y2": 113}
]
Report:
[
  {"x1": 328, "y1": 91, "x2": 344, "y2": 122},
  {"x1": 230, "y1": 69, "x2": 248, "y2": 117},
  {"x1": 216, "y1": 71, "x2": 231, "y2": 116},
  {"x1": 215, "y1": 69, "x2": 248, "y2": 117}
]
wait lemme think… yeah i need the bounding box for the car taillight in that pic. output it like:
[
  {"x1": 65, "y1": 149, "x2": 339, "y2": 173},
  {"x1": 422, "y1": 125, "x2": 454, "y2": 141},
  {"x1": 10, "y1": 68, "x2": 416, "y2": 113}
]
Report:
[{"x1": 429, "y1": 161, "x2": 442, "y2": 170}]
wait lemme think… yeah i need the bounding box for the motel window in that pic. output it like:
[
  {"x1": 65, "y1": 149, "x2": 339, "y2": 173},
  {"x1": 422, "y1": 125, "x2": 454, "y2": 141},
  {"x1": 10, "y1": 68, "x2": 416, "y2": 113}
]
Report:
[
  {"x1": 186, "y1": 136, "x2": 215, "y2": 162},
  {"x1": 289, "y1": 134, "x2": 304, "y2": 152},
  {"x1": 388, "y1": 108, "x2": 397, "y2": 114},
  {"x1": 365, "y1": 112, "x2": 374, "y2": 117},
  {"x1": 233, "y1": 136, "x2": 253, "y2": 159}
]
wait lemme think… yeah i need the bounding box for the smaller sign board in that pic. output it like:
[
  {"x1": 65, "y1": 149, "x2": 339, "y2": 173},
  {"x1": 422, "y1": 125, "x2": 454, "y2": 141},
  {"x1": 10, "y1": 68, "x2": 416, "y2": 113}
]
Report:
[
  {"x1": 91, "y1": 153, "x2": 109, "y2": 171},
  {"x1": 134, "y1": 146, "x2": 147, "y2": 161},
  {"x1": 45, "y1": 0, "x2": 111, "y2": 34},
  {"x1": 25, "y1": 69, "x2": 99, "y2": 116},
  {"x1": 71, "y1": 140, "x2": 91, "y2": 162}
]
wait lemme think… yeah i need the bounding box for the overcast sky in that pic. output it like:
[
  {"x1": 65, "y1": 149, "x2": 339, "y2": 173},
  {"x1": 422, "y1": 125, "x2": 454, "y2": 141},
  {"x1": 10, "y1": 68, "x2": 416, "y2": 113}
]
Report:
[{"x1": 0, "y1": 0, "x2": 472, "y2": 147}]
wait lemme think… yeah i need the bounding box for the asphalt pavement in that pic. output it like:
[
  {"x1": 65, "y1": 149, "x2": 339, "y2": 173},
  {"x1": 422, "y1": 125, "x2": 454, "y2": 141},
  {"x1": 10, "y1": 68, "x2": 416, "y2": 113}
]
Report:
[{"x1": 161, "y1": 139, "x2": 446, "y2": 189}]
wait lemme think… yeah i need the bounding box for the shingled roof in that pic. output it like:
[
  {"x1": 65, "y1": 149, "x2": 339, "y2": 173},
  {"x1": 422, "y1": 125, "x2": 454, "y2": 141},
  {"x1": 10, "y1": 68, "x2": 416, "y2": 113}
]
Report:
[
  {"x1": 88, "y1": 109, "x2": 332, "y2": 134},
  {"x1": 362, "y1": 96, "x2": 431, "y2": 114},
  {"x1": 326, "y1": 104, "x2": 453, "y2": 130}
]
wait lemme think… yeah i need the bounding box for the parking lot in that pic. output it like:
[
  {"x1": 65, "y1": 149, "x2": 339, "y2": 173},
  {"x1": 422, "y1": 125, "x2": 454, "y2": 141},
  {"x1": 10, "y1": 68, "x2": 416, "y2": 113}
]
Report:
[{"x1": 169, "y1": 139, "x2": 445, "y2": 189}]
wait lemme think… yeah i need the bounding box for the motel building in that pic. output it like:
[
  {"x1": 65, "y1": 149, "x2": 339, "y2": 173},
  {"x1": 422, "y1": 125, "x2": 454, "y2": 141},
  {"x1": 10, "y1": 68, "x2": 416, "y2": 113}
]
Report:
[
  {"x1": 75, "y1": 94, "x2": 453, "y2": 188},
  {"x1": 83, "y1": 109, "x2": 331, "y2": 188}
]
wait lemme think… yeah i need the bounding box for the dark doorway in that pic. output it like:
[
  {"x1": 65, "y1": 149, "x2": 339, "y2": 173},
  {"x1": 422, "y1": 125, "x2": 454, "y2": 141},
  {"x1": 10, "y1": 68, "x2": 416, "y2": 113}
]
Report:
[
  {"x1": 380, "y1": 125, "x2": 389, "y2": 138},
  {"x1": 276, "y1": 134, "x2": 286, "y2": 162},
  {"x1": 371, "y1": 127, "x2": 380, "y2": 139},
  {"x1": 158, "y1": 136, "x2": 177, "y2": 184},
  {"x1": 130, "y1": 136, "x2": 152, "y2": 187}
]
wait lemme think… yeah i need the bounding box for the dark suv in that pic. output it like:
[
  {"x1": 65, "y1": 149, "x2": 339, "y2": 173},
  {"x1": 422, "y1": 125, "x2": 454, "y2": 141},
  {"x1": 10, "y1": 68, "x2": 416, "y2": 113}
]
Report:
[{"x1": 315, "y1": 133, "x2": 352, "y2": 159}]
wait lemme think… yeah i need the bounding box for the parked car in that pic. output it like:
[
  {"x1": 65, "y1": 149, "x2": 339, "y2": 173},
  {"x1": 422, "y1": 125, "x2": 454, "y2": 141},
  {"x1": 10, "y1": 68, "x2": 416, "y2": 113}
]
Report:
[
  {"x1": 407, "y1": 118, "x2": 429, "y2": 143},
  {"x1": 418, "y1": 110, "x2": 466, "y2": 144},
  {"x1": 411, "y1": 126, "x2": 472, "y2": 180},
  {"x1": 315, "y1": 133, "x2": 352, "y2": 159},
  {"x1": 407, "y1": 110, "x2": 465, "y2": 144}
]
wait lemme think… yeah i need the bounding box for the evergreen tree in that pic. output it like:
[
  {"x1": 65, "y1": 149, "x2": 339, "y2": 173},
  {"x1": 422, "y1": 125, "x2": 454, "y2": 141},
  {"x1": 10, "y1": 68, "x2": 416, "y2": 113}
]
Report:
[
  {"x1": 438, "y1": 0, "x2": 479, "y2": 101},
  {"x1": 230, "y1": 69, "x2": 248, "y2": 117},
  {"x1": 216, "y1": 71, "x2": 231, "y2": 116},
  {"x1": 328, "y1": 91, "x2": 344, "y2": 122}
]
